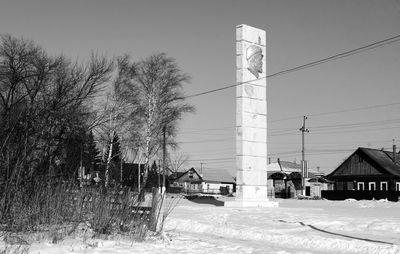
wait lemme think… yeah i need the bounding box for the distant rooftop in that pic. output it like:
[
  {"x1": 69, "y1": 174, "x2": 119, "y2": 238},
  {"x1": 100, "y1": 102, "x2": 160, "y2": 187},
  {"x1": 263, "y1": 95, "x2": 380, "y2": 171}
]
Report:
[
  {"x1": 268, "y1": 160, "x2": 321, "y2": 175},
  {"x1": 200, "y1": 168, "x2": 235, "y2": 183}
]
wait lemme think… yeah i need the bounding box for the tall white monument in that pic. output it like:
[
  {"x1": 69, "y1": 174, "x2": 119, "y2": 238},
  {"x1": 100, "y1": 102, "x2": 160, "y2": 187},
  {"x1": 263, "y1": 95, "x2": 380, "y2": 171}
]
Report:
[{"x1": 225, "y1": 24, "x2": 278, "y2": 207}]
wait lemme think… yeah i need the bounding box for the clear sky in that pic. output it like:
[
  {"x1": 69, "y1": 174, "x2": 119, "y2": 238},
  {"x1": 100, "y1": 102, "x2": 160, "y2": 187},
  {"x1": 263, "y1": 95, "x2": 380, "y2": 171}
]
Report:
[{"x1": 1, "y1": 0, "x2": 400, "y2": 175}]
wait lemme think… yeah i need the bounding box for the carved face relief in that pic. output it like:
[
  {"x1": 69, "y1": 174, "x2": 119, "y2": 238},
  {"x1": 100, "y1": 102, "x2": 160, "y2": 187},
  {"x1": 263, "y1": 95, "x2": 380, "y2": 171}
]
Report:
[{"x1": 246, "y1": 45, "x2": 263, "y2": 78}]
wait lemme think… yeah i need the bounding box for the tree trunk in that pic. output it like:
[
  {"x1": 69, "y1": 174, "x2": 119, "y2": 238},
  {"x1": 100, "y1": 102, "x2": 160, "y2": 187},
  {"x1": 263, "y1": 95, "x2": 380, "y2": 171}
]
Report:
[
  {"x1": 141, "y1": 96, "x2": 155, "y2": 190},
  {"x1": 105, "y1": 130, "x2": 115, "y2": 187},
  {"x1": 149, "y1": 187, "x2": 165, "y2": 233}
]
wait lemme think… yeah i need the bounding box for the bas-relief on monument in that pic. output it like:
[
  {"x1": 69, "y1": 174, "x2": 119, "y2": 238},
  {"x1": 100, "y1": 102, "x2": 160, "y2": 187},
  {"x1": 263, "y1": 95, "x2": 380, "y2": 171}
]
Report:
[{"x1": 225, "y1": 24, "x2": 278, "y2": 207}]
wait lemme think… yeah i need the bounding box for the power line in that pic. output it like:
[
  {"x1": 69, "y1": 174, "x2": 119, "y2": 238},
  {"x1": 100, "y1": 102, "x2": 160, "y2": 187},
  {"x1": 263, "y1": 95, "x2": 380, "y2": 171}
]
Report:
[
  {"x1": 184, "y1": 34, "x2": 400, "y2": 99},
  {"x1": 307, "y1": 102, "x2": 400, "y2": 119},
  {"x1": 309, "y1": 118, "x2": 400, "y2": 130},
  {"x1": 202, "y1": 167, "x2": 235, "y2": 172},
  {"x1": 269, "y1": 102, "x2": 400, "y2": 123},
  {"x1": 178, "y1": 137, "x2": 233, "y2": 144},
  {"x1": 180, "y1": 126, "x2": 234, "y2": 132},
  {"x1": 266, "y1": 35, "x2": 400, "y2": 78},
  {"x1": 179, "y1": 132, "x2": 235, "y2": 137},
  {"x1": 186, "y1": 157, "x2": 234, "y2": 162},
  {"x1": 310, "y1": 125, "x2": 400, "y2": 135},
  {"x1": 184, "y1": 76, "x2": 265, "y2": 99},
  {"x1": 177, "y1": 102, "x2": 400, "y2": 136},
  {"x1": 178, "y1": 117, "x2": 400, "y2": 141},
  {"x1": 178, "y1": 107, "x2": 400, "y2": 138},
  {"x1": 268, "y1": 149, "x2": 355, "y2": 157},
  {"x1": 268, "y1": 102, "x2": 400, "y2": 123}
]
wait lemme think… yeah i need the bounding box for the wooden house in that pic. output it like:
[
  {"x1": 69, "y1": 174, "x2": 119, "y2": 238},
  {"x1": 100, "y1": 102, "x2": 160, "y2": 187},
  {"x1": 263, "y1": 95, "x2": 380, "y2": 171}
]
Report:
[
  {"x1": 169, "y1": 168, "x2": 203, "y2": 193},
  {"x1": 323, "y1": 147, "x2": 400, "y2": 201},
  {"x1": 200, "y1": 168, "x2": 235, "y2": 195},
  {"x1": 169, "y1": 167, "x2": 235, "y2": 194}
]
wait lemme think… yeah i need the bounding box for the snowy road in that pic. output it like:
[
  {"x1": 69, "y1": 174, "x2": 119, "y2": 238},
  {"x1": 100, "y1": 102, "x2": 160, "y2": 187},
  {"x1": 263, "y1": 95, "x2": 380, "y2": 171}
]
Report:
[
  {"x1": 15, "y1": 197, "x2": 400, "y2": 253},
  {"x1": 162, "y1": 197, "x2": 400, "y2": 254}
]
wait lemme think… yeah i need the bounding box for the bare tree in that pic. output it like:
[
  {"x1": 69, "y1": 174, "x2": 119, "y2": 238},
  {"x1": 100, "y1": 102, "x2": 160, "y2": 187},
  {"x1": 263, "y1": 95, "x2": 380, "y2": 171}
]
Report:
[
  {"x1": 167, "y1": 152, "x2": 189, "y2": 174},
  {"x1": 113, "y1": 53, "x2": 194, "y2": 189},
  {"x1": 92, "y1": 92, "x2": 139, "y2": 187},
  {"x1": 0, "y1": 34, "x2": 113, "y2": 189}
]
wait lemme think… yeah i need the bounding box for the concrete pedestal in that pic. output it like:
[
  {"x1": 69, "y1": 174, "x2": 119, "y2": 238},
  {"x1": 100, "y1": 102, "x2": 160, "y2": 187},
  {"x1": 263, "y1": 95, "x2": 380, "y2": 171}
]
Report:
[{"x1": 224, "y1": 199, "x2": 278, "y2": 208}]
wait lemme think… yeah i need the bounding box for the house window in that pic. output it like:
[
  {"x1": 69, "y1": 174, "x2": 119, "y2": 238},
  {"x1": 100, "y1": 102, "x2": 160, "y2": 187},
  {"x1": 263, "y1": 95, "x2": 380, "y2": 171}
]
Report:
[
  {"x1": 357, "y1": 182, "x2": 364, "y2": 190},
  {"x1": 369, "y1": 182, "x2": 376, "y2": 191},
  {"x1": 396, "y1": 182, "x2": 400, "y2": 191},
  {"x1": 380, "y1": 182, "x2": 388, "y2": 191},
  {"x1": 189, "y1": 170, "x2": 193, "y2": 179}
]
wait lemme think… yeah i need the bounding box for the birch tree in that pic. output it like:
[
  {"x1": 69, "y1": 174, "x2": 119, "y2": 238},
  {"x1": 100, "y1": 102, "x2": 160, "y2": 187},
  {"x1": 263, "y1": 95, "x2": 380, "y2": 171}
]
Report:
[{"x1": 113, "y1": 53, "x2": 194, "y2": 189}]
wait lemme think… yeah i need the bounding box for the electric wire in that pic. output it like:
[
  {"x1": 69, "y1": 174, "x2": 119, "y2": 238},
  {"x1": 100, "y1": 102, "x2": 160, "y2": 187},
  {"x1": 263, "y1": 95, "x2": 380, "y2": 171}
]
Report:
[
  {"x1": 184, "y1": 34, "x2": 400, "y2": 99},
  {"x1": 177, "y1": 34, "x2": 400, "y2": 172}
]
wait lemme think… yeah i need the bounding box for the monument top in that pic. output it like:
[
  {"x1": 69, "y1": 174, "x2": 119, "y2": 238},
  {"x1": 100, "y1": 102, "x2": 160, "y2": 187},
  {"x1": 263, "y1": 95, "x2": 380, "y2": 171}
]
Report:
[
  {"x1": 236, "y1": 24, "x2": 260, "y2": 29},
  {"x1": 236, "y1": 24, "x2": 266, "y2": 46}
]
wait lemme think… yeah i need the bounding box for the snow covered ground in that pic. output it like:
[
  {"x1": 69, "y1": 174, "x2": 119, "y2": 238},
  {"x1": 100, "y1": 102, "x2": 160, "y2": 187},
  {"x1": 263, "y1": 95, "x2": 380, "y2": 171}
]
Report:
[{"x1": 2, "y1": 196, "x2": 400, "y2": 254}]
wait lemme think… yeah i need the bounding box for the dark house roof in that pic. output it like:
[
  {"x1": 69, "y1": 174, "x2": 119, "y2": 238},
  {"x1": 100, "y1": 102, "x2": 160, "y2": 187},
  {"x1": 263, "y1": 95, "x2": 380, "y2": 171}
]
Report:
[
  {"x1": 169, "y1": 167, "x2": 203, "y2": 183},
  {"x1": 169, "y1": 171, "x2": 186, "y2": 180},
  {"x1": 268, "y1": 171, "x2": 318, "y2": 180},
  {"x1": 327, "y1": 147, "x2": 400, "y2": 177},
  {"x1": 360, "y1": 148, "x2": 400, "y2": 176}
]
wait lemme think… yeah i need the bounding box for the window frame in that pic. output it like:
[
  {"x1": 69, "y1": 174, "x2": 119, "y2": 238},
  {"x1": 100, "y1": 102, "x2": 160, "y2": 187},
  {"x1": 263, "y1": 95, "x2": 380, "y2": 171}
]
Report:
[
  {"x1": 369, "y1": 182, "x2": 376, "y2": 191},
  {"x1": 380, "y1": 181, "x2": 388, "y2": 191}
]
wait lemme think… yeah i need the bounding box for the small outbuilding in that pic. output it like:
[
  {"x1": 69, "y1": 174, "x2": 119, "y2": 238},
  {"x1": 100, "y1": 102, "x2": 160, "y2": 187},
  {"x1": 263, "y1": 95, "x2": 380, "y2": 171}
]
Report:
[{"x1": 267, "y1": 159, "x2": 331, "y2": 198}]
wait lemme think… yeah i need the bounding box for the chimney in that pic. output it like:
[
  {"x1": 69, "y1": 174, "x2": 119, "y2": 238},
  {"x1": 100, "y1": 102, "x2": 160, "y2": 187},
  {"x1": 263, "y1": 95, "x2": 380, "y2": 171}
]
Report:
[
  {"x1": 393, "y1": 139, "x2": 397, "y2": 163},
  {"x1": 277, "y1": 158, "x2": 283, "y2": 171}
]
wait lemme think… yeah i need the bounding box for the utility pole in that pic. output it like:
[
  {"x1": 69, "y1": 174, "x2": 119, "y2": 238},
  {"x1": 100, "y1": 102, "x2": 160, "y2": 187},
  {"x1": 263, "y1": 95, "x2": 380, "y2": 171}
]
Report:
[
  {"x1": 299, "y1": 116, "x2": 309, "y2": 195},
  {"x1": 120, "y1": 145, "x2": 126, "y2": 188},
  {"x1": 158, "y1": 159, "x2": 161, "y2": 188},
  {"x1": 200, "y1": 162, "x2": 204, "y2": 175},
  {"x1": 138, "y1": 162, "x2": 141, "y2": 192},
  {"x1": 162, "y1": 125, "x2": 167, "y2": 191}
]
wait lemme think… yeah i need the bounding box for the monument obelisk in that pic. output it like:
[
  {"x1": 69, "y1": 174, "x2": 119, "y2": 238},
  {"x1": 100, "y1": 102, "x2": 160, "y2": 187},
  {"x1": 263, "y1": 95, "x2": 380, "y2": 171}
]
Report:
[{"x1": 225, "y1": 24, "x2": 278, "y2": 207}]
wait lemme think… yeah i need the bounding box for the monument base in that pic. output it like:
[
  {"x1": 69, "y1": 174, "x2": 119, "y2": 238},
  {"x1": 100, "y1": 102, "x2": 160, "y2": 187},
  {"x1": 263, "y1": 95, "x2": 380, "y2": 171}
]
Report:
[
  {"x1": 224, "y1": 199, "x2": 279, "y2": 208},
  {"x1": 225, "y1": 185, "x2": 279, "y2": 207}
]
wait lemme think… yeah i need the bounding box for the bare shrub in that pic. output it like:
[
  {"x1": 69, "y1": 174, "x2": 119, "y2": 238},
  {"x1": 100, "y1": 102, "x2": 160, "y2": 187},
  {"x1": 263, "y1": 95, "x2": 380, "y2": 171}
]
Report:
[
  {"x1": 0, "y1": 179, "x2": 150, "y2": 241},
  {"x1": 0, "y1": 245, "x2": 29, "y2": 254}
]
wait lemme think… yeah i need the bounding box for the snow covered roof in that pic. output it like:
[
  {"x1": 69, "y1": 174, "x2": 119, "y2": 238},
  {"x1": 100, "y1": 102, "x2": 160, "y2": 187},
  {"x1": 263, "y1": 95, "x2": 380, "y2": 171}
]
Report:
[
  {"x1": 199, "y1": 168, "x2": 235, "y2": 184},
  {"x1": 267, "y1": 161, "x2": 320, "y2": 174},
  {"x1": 169, "y1": 168, "x2": 235, "y2": 184}
]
